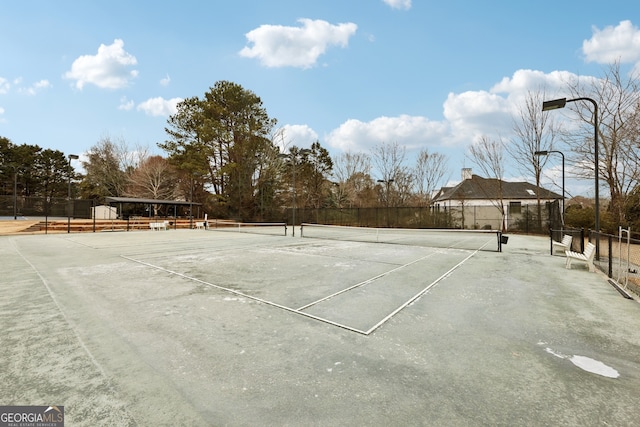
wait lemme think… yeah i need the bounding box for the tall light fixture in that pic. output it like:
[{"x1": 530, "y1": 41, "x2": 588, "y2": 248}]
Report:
[
  {"x1": 534, "y1": 150, "x2": 565, "y2": 226},
  {"x1": 67, "y1": 154, "x2": 79, "y2": 233},
  {"x1": 542, "y1": 97, "x2": 599, "y2": 236},
  {"x1": 188, "y1": 172, "x2": 202, "y2": 229},
  {"x1": 13, "y1": 167, "x2": 18, "y2": 220},
  {"x1": 190, "y1": 175, "x2": 194, "y2": 230}
]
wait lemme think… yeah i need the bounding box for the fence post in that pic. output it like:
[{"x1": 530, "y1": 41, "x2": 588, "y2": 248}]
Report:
[{"x1": 608, "y1": 235, "x2": 613, "y2": 278}]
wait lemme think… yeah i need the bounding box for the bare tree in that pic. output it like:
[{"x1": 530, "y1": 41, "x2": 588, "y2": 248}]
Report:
[
  {"x1": 371, "y1": 141, "x2": 413, "y2": 207},
  {"x1": 81, "y1": 136, "x2": 147, "y2": 198},
  {"x1": 332, "y1": 151, "x2": 372, "y2": 208},
  {"x1": 510, "y1": 89, "x2": 562, "y2": 228},
  {"x1": 390, "y1": 169, "x2": 415, "y2": 207},
  {"x1": 126, "y1": 155, "x2": 178, "y2": 206},
  {"x1": 413, "y1": 148, "x2": 449, "y2": 207},
  {"x1": 468, "y1": 136, "x2": 507, "y2": 231},
  {"x1": 565, "y1": 61, "x2": 640, "y2": 225}
]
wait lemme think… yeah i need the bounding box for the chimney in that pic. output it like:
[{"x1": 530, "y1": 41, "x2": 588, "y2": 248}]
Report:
[{"x1": 462, "y1": 168, "x2": 472, "y2": 180}]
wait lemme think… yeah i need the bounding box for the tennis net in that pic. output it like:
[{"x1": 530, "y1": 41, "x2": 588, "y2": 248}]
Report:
[
  {"x1": 300, "y1": 223, "x2": 504, "y2": 252},
  {"x1": 210, "y1": 221, "x2": 288, "y2": 236}
]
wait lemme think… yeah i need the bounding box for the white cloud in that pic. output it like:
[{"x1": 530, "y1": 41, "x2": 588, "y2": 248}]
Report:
[
  {"x1": 582, "y1": 20, "x2": 640, "y2": 64},
  {"x1": 19, "y1": 79, "x2": 52, "y2": 95},
  {"x1": 136, "y1": 96, "x2": 182, "y2": 117},
  {"x1": 491, "y1": 69, "x2": 572, "y2": 95},
  {"x1": 324, "y1": 68, "x2": 593, "y2": 157},
  {"x1": 0, "y1": 77, "x2": 10, "y2": 94},
  {"x1": 118, "y1": 96, "x2": 134, "y2": 111},
  {"x1": 1, "y1": 77, "x2": 52, "y2": 96},
  {"x1": 440, "y1": 90, "x2": 513, "y2": 147},
  {"x1": 239, "y1": 19, "x2": 357, "y2": 68},
  {"x1": 439, "y1": 68, "x2": 605, "y2": 147},
  {"x1": 276, "y1": 124, "x2": 319, "y2": 150},
  {"x1": 33, "y1": 79, "x2": 51, "y2": 90},
  {"x1": 160, "y1": 74, "x2": 171, "y2": 86},
  {"x1": 326, "y1": 115, "x2": 448, "y2": 152},
  {"x1": 64, "y1": 39, "x2": 138, "y2": 89},
  {"x1": 383, "y1": 0, "x2": 412, "y2": 10}
]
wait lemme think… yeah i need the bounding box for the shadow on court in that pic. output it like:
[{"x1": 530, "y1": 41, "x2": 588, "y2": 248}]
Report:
[{"x1": 1, "y1": 229, "x2": 639, "y2": 426}]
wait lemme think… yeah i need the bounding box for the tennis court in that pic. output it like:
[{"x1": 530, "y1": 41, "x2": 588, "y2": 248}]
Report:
[
  {"x1": 121, "y1": 225, "x2": 497, "y2": 335},
  {"x1": 2, "y1": 225, "x2": 640, "y2": 426}
]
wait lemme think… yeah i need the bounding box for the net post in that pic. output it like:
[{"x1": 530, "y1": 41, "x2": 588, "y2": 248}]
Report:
[{"x1": 498, "y1": 231, "x2": 502, "y2": 252}]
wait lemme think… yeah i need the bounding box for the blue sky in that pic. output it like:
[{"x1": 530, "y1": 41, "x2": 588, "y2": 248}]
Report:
[{"x1": 1, "y1": 0, "x2": 639, "y2": 197}]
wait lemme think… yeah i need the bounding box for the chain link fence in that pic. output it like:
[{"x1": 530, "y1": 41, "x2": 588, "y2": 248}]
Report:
[
  {"x1": 549, "y1": 228, "x2": 585, "y2": 253},
  {"x1": 0, "y1": 195, "x2": 94, "y2": 219},
  {"x1": 551, "y1": 227, "x2": 640, "y2": 298},
  {"x1": 289, "y1": 203, "x2": 560, "y2": 233},
  {"x1": 589, "y1": 230, "x2": 640, "y2": 298}
]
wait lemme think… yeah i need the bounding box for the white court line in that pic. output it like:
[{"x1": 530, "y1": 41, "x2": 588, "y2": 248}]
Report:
[
  {"x1": 364, "y1": 248, "x2": 481, "y2": 335},
  {"x1": 120, "y1": 255, "x2": 369, "y2": 335},
  {"x1": 297, "y1": 250, "x2": 442, "y2": 311},
  {"x1": 10, "y1": 239, "x2": 114, "y2": 382},
  {"x1": 122, "y1": 240, "x2": 487, "y2": 336}
]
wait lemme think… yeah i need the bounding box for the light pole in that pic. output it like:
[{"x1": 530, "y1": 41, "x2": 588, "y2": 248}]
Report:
[
  {"x1": 376, "y1": 179, "x2": 394, "y2": 204},
  {"x1": 188, "y1": 172, "x2": 202, "y2": 229},
  {"x1": 13, "y1": 167, "x2": 18, "y2": 220},
  {"x1": 67, "y1": 154, "x2": 79, "y2": 233},
  {"x1": 279, "y1": 149, "x2": 311, "y2": 236},
  {"x1": 534, "y1": 150, "x2": 565, "y2": 226},
  {"x1": 542, "y1": 97, "x2": 599, "y2": 235}
]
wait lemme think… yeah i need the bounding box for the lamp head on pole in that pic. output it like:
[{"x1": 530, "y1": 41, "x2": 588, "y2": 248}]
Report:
[
  {"x1": 534, "y1": 151, "x2": 549, "y2": 156},
  {"x1": 68, "y1": 154, "x2": 79, "y2": 161},
  {"x1": 542, "y1": 98, "x2": 567, "y2": 111}
]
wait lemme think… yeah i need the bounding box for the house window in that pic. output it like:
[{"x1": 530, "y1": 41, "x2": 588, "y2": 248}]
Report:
[{"x1": 509, "y1": 201, "x2": 521, "y2": 214}]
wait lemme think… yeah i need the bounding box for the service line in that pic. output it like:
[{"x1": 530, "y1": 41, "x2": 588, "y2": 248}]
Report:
[
  {"x1": 297, "y1": 250, "x2": 441, "y2": 311},
  {"x1": 364, "y1": 249, "x2": 480, "y2": 335},
  {"x1": 121, "y1": 255, "x2": 369, "y2": 335}
]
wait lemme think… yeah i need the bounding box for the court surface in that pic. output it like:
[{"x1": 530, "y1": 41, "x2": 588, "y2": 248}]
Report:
[{"x1": 2, "y1": 228, "x2": 640, "y2": 426}]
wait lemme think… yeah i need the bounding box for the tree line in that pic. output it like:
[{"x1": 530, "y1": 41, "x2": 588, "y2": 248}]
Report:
[
  {"x1": 2, "y1": 63, "x2": 640, "y2": 232},
  {"x1": 0, "y1": 136, "x2": 77, "y2": 201},
  {"x1": 1, "y1": 80, "x2": 449, "y2": 221}
]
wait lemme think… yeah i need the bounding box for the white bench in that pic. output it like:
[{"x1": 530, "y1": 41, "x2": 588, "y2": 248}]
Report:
[
  {"x1": 149, "y1": 221, "x2": 168, "y2": 231},
  {"x1": 553, "y1": 234, "x2": 573, "y2": 255},
  {"x1": 195, "y1": 221, "x2": 206, "y2": 229},
  {"x1": 566, "y1": 242, "x2": 596, "y2": 272}
]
